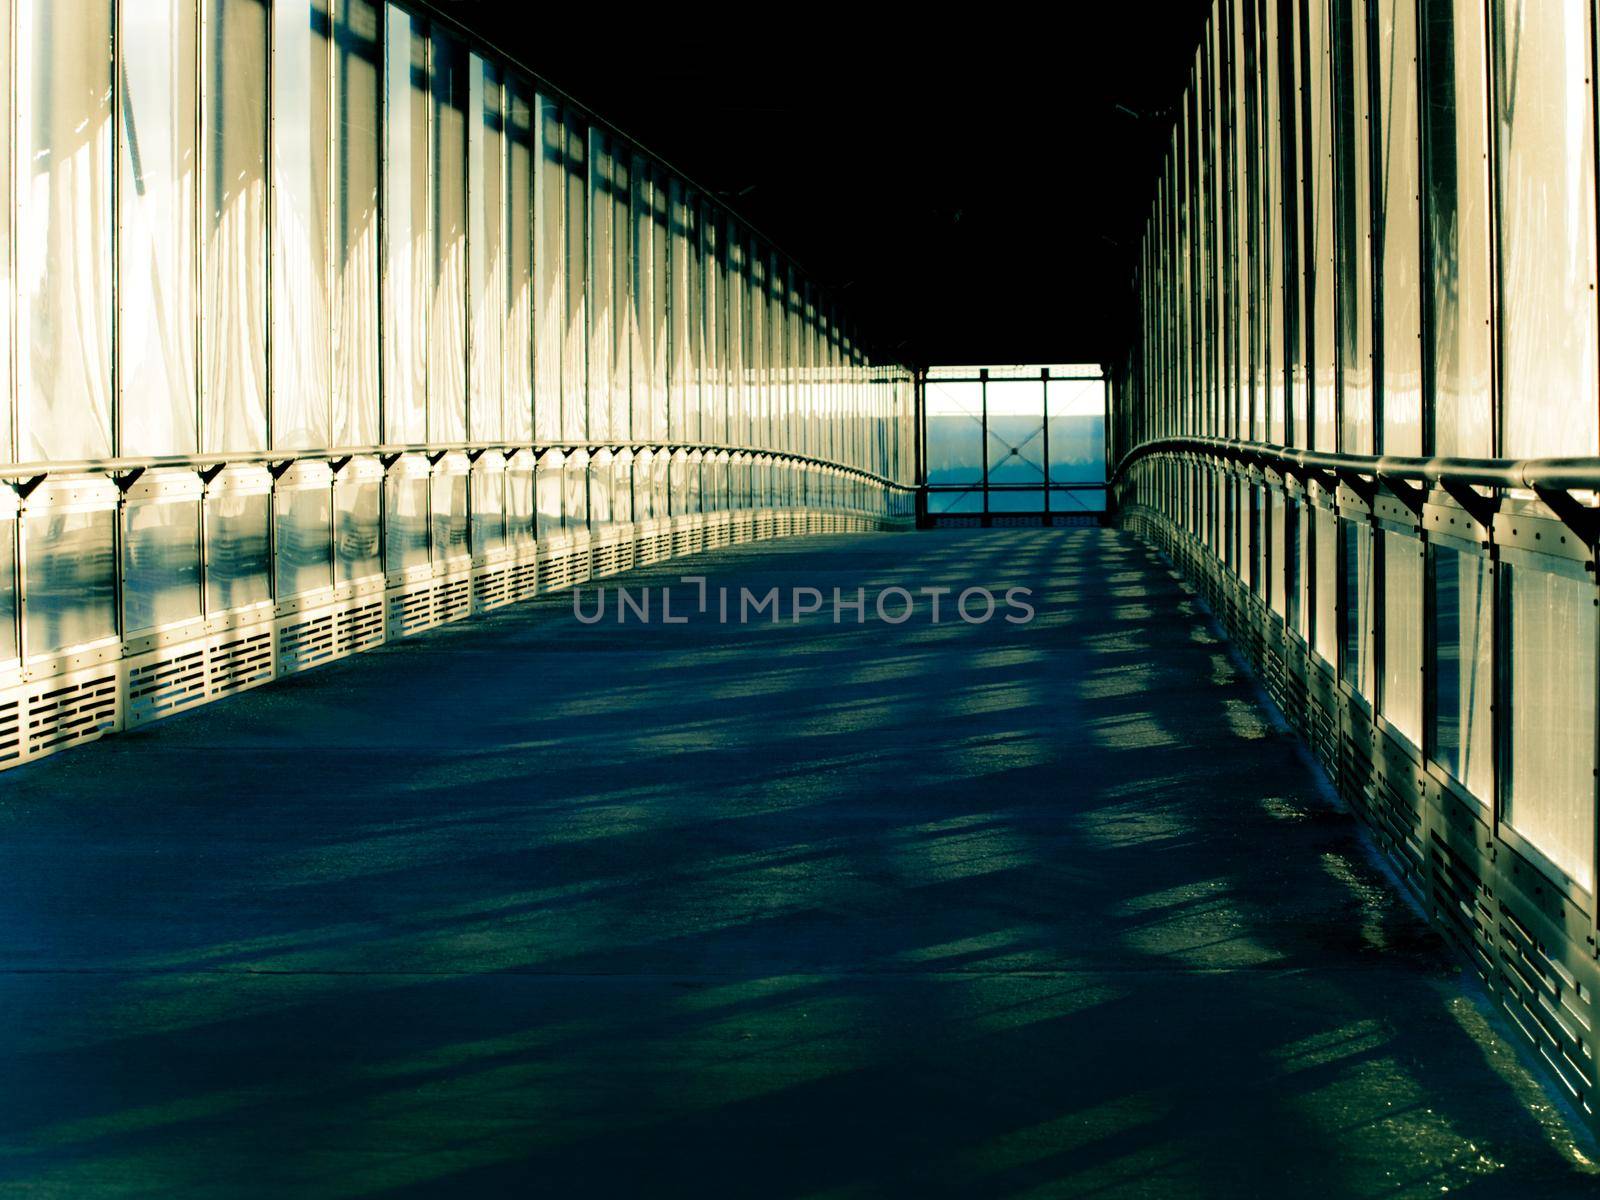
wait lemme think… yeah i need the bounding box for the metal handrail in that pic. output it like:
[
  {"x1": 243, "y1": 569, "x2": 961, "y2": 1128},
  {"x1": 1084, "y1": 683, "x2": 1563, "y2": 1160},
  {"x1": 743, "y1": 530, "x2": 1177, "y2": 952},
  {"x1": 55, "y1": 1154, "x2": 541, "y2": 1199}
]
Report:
[
  {"x1": 0, "y1": 440, "x2": 919, "y2": 495},
  {"x1": 1109, "y1": 435, "x2": 1600, "y2": 493}
]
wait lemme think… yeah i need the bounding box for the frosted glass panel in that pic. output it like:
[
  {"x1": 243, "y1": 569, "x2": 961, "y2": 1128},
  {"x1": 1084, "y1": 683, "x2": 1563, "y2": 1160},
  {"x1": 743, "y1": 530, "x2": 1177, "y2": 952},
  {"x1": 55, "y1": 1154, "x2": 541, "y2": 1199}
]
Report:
[{"x1": 505, "y1": 84, "x2": 534, "y2": 441}]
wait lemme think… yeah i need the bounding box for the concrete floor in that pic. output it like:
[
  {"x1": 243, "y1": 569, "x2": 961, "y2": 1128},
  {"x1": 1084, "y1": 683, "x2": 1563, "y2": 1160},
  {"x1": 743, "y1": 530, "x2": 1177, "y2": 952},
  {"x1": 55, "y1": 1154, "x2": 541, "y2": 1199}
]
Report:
[{"x1": 0, "y1": 528, "x2": 1595, "y2": 1198}]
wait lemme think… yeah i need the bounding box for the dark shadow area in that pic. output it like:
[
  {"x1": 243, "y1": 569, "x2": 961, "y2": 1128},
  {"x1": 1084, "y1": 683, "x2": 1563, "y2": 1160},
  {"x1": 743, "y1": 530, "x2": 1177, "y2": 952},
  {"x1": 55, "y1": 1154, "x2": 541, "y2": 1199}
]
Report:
[{"x1": 0, "y1": 530, "x2": 1592, "y2": 1197}]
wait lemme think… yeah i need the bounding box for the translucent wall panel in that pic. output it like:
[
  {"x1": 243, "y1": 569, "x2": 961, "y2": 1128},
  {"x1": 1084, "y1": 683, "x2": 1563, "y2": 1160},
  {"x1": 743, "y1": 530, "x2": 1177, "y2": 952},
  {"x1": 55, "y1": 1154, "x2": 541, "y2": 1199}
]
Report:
[
  {"x1": 271, "y1": 0, "x2": 331, "y2": 450},
  {"x1": 668, "y1": 179, "x2": 690, "y2": 440},
  {"x1": 726, "y1": 225, "x2": 745, "y2": 448},
  {"x1": 1494, "y1": 0, "x2": 1599, "y2": 458},
  {"x1": 205, "y1": 490, "x2": 270, "y2": 610},
  {"x1": 612, "y1": 153, "x2": 632, "y2": 442},
  {"x1": 588, "y1": 130, "x2": 614, "y2": 441},
  {"x1": 631, "y1": 155, "x2": 654, "y2": 441},
  {"x1": 382, "y1": 5, "x2": 428, "y2": 444},
  {"x1": 1427, "y1": 544, "x2": 1492, "y2": 799},
  {"x1": 1504, "y1": 561, "x2": 1596, "y2": 891},
  {"x1": 123, "y1": 499, "x2": 201, "y2": 633},
  {"x1": 25, "y1": 509, "x2": 116, "y2": 655},
  {"x1": 203, "y1": 0, "x2": 269, "y2": 455},
  {"x1": 1375, "y1": 0, "x2": 1423, "y2": 455},
  {"x1": 1380, "y1": 530, "x2": 1423, "y2": 744},
  {"x1": 749, "y1": 251, "x2": 767, "y2": 449},
  {"x1": 1425, "y1": 0, "x2": 1493, "y2": 457},
  {"x1": 505, "y1": 83, "x2": 534, "y2": 442},
  {"x1": 1308, "y1": 0, "x2": 1336, "y2": 450},
  {"x1": 429, "y1": 30, "x2": 467, "y2": 443},
  {"x1": 468, "y1": 54, "x2": 504, "y2": 439},
  {"x1": 119, "y1": 1, "x2": 198, "y2": 457},
  {"x1": 704, "y1": 211, "x2": 723, "y2": 444},
  {"x1": 334, "y1": 0, "x2": 380, "y2": 448},
  {"x1": 534, "y1": 96, "x2": 563, "y2": 441},
  {"x1": 563, "y1": 112, "x2": 588, "y2": 440},
  {"x1": 20, "y1": 0, "x2": 113, "y2": 461},
  {"x1": 1335, "y1": 0, "x2": 1374, "y2": 453},
  {"x1": 650, "y1": 176, "x2": 670, "y2": 443}
]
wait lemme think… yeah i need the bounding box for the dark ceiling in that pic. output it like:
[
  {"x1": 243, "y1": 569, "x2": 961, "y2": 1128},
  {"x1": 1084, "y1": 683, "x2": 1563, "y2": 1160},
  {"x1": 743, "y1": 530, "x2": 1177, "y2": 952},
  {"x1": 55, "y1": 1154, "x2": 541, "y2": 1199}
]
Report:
[{"x1": 438, "y1": 4, "x2": 1210, "y2": 369}]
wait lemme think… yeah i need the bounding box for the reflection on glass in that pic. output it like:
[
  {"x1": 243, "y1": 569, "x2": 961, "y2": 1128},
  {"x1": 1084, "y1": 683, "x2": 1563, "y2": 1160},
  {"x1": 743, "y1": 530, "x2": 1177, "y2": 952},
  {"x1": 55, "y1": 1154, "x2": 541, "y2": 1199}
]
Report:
[
  {"x1": 384, "y1": 476, "x2": 429, "y2": 571},
  {"x1": 431, "y1": 473, "x2": 469, "y2": 562},
  {"x1": 206, "y1": 492, "x2": 270, "y2": 610},
  {"x1": 25, "y1": 509, "x2": 117, "y2": 656},
  {"x1": 276, "y1": 487, "x2": 332, "y2": 598},
  {"x1": 123, "y1": 499, "x2": 201, "y2": 633},
  {"x1": 507, "y1": 469, "x2": 535, "y2": 545},
  {"x1": 334, "y1": 480, "x2": 381, "y2": 581},
  {"x1": 1504, "y1": 561, "x2": 1596, "y2": 890},
  {"x1": 470, "y1": 470, "x2": 504, "y2": 555}
]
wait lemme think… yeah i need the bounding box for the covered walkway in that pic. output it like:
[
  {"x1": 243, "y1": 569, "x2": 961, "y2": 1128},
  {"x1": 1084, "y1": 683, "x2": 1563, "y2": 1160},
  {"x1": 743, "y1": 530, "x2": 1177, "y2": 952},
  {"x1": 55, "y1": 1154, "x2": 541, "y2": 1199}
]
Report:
[{"x1": 0, "y1": 529, "x2": 1591, "y2": 1197}]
